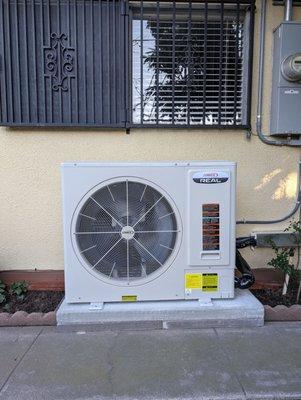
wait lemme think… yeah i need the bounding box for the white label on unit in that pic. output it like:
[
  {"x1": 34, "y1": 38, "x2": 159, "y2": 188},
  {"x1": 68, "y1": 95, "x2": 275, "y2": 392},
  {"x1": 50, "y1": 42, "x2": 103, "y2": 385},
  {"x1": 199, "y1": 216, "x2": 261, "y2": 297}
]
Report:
[{"x1": 192, "y1": 171, "x2": 229, "y2": 184}]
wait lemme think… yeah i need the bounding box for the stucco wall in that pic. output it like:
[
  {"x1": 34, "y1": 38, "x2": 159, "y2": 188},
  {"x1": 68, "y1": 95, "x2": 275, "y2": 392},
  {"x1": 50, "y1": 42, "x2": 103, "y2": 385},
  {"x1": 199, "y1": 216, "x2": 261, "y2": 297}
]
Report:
[{"x1": 0, "y1": 1, "x2": 301, "y2": 271}]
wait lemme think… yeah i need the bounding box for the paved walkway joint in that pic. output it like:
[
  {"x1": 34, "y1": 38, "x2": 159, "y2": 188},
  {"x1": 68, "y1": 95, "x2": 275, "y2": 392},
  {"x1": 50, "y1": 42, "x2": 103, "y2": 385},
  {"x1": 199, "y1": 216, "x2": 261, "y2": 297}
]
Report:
[{"x1": 0, "y1": 322, "x2": 300, "y2": 400}]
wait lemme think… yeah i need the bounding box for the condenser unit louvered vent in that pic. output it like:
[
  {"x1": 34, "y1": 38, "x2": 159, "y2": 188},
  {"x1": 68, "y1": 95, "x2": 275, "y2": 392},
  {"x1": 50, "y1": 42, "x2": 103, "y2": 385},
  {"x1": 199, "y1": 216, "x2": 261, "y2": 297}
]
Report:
[
  {"x1": 62, "y1": 162, "x2": 236, "y2": 304},
  {"x1": 75, "y1": 180, "x2": 178, "y2": 281}
]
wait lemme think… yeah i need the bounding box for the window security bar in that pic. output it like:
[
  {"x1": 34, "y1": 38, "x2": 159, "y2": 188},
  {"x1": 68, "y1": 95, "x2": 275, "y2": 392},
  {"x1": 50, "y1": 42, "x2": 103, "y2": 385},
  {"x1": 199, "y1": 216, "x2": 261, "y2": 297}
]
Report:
[
  {"x1": 0, "y1": 0, "x2": 255, "y2": 130},
  {"x1": 131, "y1": 0, "x2": 255, "y2": 128}
]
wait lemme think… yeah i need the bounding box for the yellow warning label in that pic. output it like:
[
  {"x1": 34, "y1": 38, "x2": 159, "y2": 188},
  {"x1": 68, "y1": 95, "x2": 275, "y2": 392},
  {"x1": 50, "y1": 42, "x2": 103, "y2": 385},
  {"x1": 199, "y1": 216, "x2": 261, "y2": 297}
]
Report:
[
  {"x1": 202, "y1": 273, "x2": 218, "y2": 292},
  {"x1": 122, "y1": 295, "x2": 138, "y2": 302},
  {"x1": 185, "y1": 273, "x2": 202, "y2": 289}
]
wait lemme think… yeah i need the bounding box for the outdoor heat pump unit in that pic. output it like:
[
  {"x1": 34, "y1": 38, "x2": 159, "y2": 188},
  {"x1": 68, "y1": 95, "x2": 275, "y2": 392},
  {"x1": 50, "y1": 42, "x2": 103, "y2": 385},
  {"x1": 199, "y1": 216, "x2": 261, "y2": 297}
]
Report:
[{"x1": 62, "y1": 162, "x2": 236, "y2": 304}]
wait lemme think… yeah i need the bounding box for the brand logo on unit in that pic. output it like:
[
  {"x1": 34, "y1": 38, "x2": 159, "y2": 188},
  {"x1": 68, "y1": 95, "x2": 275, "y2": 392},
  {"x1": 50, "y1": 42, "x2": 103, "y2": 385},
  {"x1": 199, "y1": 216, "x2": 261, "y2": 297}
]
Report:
[
  {"x1": 192, "y1": 171, "x2": 229, "y2": 184},
  {"x1": 121, "y1": 226, "x2": 135, "y2": 240},
  {"x1": 284, "y1": 89, "x2": 299, "y2": 95}
]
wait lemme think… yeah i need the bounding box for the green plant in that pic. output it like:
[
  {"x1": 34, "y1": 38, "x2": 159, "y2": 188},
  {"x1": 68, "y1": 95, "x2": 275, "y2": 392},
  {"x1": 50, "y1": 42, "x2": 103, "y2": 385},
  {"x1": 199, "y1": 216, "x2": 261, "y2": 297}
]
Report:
[
  {"x1": 10, "y1": 281, "x2": 28, "y2": 301},
  {"x1": 268, "y1": 219, "x2": 301, "y2": 301},
  {"x1": 0, "y1": 281, "x2": 6, "y2": 304},
  {"x1": 267, "y1": 245, "x2": 297, "y2": 278},
  {"x1": 285, "y1": 220, "x2": 301, "y2": 235},
  {"x1": 2, "y1": 303, "x2": 11, "y2": 312},
  {"x1": 286, "y1": 220, "x2": 301, "y2": 303}
]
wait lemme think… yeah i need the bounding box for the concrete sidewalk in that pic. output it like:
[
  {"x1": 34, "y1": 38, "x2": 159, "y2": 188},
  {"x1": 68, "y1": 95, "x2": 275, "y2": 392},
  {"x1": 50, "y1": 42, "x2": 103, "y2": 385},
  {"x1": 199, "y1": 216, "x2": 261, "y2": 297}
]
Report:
[{"x1": 0, "y1": 323, "x2": 300, "y2": 400}]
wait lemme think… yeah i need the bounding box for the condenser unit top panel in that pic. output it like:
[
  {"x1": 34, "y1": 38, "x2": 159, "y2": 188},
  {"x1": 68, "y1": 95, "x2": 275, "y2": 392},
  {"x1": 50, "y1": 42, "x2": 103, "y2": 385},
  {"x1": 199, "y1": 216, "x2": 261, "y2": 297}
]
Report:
[{"x1": 62, "y1": 161, "x2": 236, "y2": 168}]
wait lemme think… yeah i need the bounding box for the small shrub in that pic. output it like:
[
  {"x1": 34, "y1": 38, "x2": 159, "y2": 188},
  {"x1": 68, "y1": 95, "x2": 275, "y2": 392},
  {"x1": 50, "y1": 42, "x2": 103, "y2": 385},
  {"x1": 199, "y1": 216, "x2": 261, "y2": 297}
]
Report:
[
  {"x1": 268, "y1": 219, "x2": 301, "y2": 301},
  {"x1": 267, "y1": 245, "x2": 298, "y2": 278},
  {"x1": 285, "y1": 220, "x2": 301, "y2": 236},
  {"x1": 0, "y1": 281, "x2": 6, "y2": 304},
  {"x1": 10, "y1": 281, "x2": 28, "y2": 301},
  {"x1": 2, "y1": 303, "x2": 11, "y2": 312}
]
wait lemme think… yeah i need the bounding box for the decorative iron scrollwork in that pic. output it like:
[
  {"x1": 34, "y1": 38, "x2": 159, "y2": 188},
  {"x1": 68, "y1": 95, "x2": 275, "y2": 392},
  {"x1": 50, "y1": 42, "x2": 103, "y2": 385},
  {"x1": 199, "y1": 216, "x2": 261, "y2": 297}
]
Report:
[{"x1": 44, "y1": 33, "x2": 75, "y2": 92}]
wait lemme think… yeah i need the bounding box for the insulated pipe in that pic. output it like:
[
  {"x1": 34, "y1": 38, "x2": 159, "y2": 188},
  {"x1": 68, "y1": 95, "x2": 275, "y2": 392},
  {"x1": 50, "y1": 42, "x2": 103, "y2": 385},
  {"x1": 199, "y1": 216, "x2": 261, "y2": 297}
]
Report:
[
  {"x1": 284, "y1": 0, "x2": 293, "y2": 21},
  {"x1": 256, "y1": 0, "x2": 300, "y2": 147},
  {"x1": 236, "y1": 161, "x2": 301, "y2": 224},
  {"x1": 235, "y1": 250, "x2": 255, "y2": 289}
]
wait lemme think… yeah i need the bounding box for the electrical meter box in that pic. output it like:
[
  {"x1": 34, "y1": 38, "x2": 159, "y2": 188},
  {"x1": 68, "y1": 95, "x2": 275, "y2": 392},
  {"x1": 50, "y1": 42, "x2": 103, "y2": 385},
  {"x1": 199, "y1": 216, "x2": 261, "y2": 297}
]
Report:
[{"x1": 270, "y1": 22, "x2": 301, "y2": 136}]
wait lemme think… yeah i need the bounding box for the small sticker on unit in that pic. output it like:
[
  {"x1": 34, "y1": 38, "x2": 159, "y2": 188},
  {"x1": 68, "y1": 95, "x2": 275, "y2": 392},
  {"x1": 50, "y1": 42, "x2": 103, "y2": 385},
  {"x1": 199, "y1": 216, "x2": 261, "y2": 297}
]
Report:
[
  {"x1": 202, "y1": 273, "x2": 218, "y2": 292},
  {"x1": 185, "y1": 273, "x2": 202, "y2": 289},
  {"x1": 122, "y1": 295, "x2": 138, "y2": 302}
]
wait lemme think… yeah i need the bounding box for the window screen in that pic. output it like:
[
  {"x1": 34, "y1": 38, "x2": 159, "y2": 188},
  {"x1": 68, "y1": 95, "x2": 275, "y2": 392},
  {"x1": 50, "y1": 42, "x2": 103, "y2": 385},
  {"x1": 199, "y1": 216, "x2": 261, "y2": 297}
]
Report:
[{"x1": 131, "y1": 1, "x2": 255, "y2": 128}]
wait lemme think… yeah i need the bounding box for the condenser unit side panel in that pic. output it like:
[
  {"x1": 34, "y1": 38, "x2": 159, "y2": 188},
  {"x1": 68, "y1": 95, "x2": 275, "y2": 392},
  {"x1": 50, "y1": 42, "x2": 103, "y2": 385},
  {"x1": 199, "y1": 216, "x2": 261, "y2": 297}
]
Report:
[{"x1": 187, "y1": 168, "x2": 234, "y2": 267}]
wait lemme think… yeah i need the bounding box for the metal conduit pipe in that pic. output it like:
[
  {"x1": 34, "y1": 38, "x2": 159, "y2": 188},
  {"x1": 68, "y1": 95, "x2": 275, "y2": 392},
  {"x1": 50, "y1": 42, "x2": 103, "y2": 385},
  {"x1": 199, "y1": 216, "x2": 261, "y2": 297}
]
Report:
[
  {"x1": 237, "y1": 161, "x2": 301, "y2": 224},
  {"x1": 284, "y1": 0, "x2": 293, "y2": 21},
  {"x1": 256, "y1": 0, "x2": 301, "y2": 147}
]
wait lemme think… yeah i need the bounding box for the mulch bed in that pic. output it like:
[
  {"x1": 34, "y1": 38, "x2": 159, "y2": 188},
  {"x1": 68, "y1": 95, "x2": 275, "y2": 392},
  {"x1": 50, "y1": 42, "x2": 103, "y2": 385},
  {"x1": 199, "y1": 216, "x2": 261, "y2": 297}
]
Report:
[
  {"x1": 0, "y1": 291, "x2": 64, "y2": 314},
  {"x1": 251, "y1": 286, "x2": 301, "y2": 307},
  {"x1": 0, "y1": 287, "x2": 300, "y2": 314}
]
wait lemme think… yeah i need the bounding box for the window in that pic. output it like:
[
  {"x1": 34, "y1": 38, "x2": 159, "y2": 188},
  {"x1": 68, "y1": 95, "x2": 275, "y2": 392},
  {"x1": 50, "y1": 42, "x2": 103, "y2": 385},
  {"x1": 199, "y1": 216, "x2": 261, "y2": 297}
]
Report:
[
  {"x1": 0, "y1": 0, "x2": 254, "y2": 129},
  {"x1": 131, "y1": 0, "x2": 255, "y2": 128}
]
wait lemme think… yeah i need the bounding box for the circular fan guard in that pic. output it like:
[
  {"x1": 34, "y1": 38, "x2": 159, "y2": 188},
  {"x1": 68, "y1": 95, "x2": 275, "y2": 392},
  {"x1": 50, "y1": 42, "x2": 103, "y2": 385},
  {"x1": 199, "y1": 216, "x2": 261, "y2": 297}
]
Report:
[{"x1": 73, "y1": 180, "x2": 179, "y2": 283}]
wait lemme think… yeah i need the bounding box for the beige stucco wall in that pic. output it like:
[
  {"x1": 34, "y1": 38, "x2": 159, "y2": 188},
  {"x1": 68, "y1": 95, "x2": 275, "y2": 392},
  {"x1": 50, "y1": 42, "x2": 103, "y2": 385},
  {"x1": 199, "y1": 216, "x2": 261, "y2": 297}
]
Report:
[{"x1": 0, "y1": 1, "x2": 301, "y2": 271}]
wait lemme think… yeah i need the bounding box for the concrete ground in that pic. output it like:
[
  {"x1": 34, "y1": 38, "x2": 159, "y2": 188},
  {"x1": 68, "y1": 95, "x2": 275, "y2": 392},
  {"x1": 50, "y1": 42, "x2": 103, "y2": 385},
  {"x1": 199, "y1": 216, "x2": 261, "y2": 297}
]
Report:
[{"x1": 0, "y1": 323, "x2": 300, "y2": 400}]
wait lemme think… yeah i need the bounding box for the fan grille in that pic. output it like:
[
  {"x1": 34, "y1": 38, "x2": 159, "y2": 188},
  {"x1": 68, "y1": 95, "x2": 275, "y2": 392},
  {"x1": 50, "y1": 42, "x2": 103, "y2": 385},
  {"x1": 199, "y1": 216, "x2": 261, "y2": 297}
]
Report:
[{"x1": 74, "y1": 180, "x2": 178, "y2": 282}]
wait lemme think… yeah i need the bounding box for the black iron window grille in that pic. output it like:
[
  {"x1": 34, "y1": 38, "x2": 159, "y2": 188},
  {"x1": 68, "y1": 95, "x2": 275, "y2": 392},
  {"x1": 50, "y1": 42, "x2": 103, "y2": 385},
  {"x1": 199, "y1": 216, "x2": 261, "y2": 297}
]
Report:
[
  {"x1": 131, "y1": 0, "x2": 255, "y2": 128},
  {"x1": 0, "y1": 0, "x2": 254, "y2": 129}
]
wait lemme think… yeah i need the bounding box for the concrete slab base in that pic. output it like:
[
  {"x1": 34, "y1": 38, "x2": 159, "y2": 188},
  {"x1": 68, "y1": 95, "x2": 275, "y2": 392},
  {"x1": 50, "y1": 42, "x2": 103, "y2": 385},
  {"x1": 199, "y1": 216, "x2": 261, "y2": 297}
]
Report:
[{"x1": 57, "y1": 289, "x2": 264, "y2": 328}]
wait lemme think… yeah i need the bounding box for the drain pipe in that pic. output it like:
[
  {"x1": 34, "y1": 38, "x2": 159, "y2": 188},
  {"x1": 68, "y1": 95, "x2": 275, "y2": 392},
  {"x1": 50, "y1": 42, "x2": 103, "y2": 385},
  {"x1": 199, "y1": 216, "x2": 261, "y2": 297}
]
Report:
[
  {"x1": 256, "y1": 0, "x2": 300, "y2": 147},
  {"x1": 237, "y1": 161, "x2": 301, "y2": 224}
]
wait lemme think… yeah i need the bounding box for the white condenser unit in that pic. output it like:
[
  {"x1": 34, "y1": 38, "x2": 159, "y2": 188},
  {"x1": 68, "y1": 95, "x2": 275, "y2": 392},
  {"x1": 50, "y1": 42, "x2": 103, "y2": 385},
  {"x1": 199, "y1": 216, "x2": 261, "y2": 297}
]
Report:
[{"x1": 62, "y1": 162, "x2": 236, "y2": 304}]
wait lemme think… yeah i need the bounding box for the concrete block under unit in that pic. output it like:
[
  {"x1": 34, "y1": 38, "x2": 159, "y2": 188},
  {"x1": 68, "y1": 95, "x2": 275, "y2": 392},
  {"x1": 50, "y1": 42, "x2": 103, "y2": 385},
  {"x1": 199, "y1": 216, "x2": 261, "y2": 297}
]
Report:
[{"x1": 56, "y1": 289, "x2": 264, "y2": 329}]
